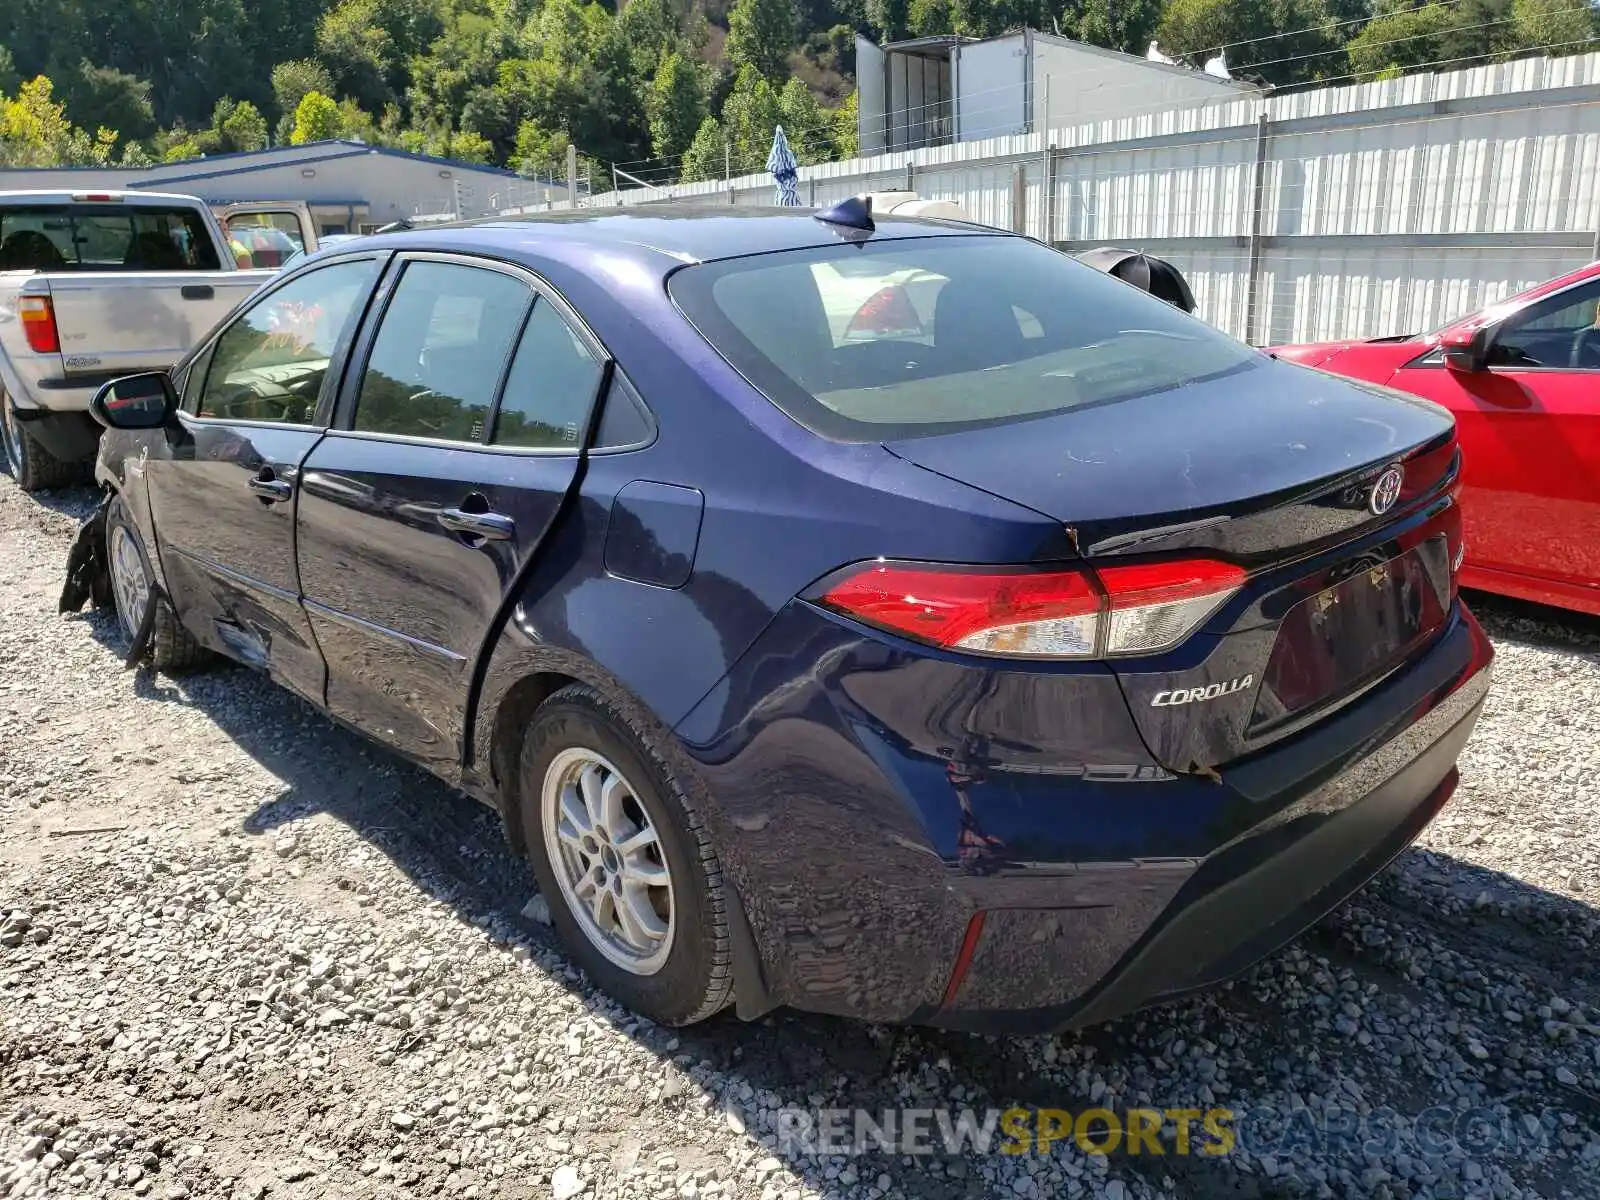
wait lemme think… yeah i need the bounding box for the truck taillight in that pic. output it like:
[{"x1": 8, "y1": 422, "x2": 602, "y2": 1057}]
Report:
[
  {"x1": 19, "y1": 296, "x2": 60, "y2": 354},
  {"x1": 816, "y1": 557, "x2": 1246, "y2": 659}
]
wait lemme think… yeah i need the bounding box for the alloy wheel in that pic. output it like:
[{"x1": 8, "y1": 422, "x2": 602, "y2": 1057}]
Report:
[
  {"x1": 109, "y1": 524, "x2": 150, "y2": 641},
  {"x1": 541, "y1": 747, "x2": 675, "y2": 974}
]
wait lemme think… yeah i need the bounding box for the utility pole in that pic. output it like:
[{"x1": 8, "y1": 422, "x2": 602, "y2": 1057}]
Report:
[
  {"x1": 724, "y1": 140, "x2": 731, "y2": 181},
  {"x1": 566, "y1": 143, "x2": 578, "y2": 212}
]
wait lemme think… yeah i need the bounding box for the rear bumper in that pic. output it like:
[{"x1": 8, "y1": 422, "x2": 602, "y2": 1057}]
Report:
[
  {"x1": 16, "y1": 375, "x2": 119, "y2": 412},
  {"x1": 931, "y1": 660, "x2": 1484, "y2": 1033},
  {"x1": 675, "y1": 598, "x2": 1492, "y2": 1030}
]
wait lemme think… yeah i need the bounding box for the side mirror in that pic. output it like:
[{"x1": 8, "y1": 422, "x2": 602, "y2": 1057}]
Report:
[
  {"x1": 90, "y1": 372, "x2": 177, "y2": 430},
  {"x1": 1441, "y1": 325, "x2": 1490, "y2": 373}
]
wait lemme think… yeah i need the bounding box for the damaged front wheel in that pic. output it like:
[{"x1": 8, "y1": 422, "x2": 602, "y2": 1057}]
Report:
[{"x1": 104, "y1": 494, "x2": 212, "y2": 673}]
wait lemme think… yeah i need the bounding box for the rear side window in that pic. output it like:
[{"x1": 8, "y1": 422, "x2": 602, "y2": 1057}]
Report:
[
  {"x1": 492, "y1": 298, "x2": 605, "y2": 449},
  {"x1": 0, "y1": 204, "x2": 221, "y2": 271},
  {"x1": 669, "y1": 236, "x2": 1257, "y2": 441},
  {"x1": 352, "y1": 261, "x2": 531, "y2": 442}
]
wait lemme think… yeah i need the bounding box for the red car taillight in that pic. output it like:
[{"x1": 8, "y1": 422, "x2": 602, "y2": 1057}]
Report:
[
  {"x1": 19, "y1": 296, "x2": 60, "y2": 354},
  {"x1": 818, "y1": 558, "x2": 1246, "y2": 659}
]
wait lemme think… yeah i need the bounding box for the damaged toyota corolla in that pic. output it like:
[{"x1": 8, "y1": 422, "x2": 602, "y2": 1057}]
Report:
[{"x1": 60, "y1": 202, "x2": 1492, "y2": 1033}]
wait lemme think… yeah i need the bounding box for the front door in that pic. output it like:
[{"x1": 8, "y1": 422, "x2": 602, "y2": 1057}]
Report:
[
  {"x1": 295, "y1": 254, "x2": 607, "y2": 774},
  {"x1": 1397, "y1": 277, "x2": 1600, "y2": 606},
  {"x1": 145, "y1": 256, "x2": 382, "y2": 702}
]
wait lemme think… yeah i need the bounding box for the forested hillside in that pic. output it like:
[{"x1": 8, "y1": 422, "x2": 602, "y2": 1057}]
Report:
[{"x1": 0, "y1": 0, "x2": 1594, "y2": 181}]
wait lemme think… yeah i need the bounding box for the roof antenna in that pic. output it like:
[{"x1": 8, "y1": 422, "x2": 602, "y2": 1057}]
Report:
[{"x1": 814, "y1": 194, "x2": 874, "y2": 233}]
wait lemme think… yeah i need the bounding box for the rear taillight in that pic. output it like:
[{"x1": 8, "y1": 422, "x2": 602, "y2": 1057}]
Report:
[
  {"x1": 19, "y1": 296, "x2": 60, "y2": 354},
  {"x1": 817, "y1": 558, "x2": 1246, "y2": 659}
]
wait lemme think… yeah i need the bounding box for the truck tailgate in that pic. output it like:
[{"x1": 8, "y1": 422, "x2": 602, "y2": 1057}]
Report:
[{"x1": 46, "y1": 270, "x2": 274, "y2": 377}]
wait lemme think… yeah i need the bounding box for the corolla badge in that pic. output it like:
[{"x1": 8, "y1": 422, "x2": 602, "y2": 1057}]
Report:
[
  {"x1": 1151, "y1": 674, "x2": 1254, "y2": 707},
  {"x1": 1369, "y1": 464, "x2": 1404, "y2": 515}
]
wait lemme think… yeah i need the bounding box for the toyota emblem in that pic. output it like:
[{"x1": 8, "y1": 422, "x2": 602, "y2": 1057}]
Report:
[{"x1": 1369, "y1": 465, "x2": 1404, "y2": 515}]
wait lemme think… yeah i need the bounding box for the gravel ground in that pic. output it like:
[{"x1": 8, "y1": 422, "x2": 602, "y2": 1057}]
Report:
[{"x1": 4, "y1": 476, "x2": 1600, "y2": 1200}]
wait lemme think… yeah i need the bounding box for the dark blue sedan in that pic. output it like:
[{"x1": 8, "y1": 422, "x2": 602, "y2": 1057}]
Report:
[{"x1": 64, "y1": 202, "x2": 1493, "y2": 1033}]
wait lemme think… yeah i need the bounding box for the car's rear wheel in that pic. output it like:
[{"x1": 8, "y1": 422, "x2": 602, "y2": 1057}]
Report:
[
  {"x1": 518, "y1": 684, "x2": 733, "y2": 1025},
  {"x1": 1, "y1": 395, "x2": 76, "y2": 493},
  {"x1": 106, "y1": 494, "x2": 211, "y2": 672}
]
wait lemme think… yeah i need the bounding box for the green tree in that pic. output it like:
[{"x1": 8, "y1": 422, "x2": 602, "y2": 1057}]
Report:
[
  {"x1": 866, "y1": 0, "x2": 910, "y2": 41},
  {"x1": 831, "y1": 89, "x2": 858, "y2": 157},
  {"x1": 1157, "y1": 0, "x2": 1344, "y2": 85},
  {"x1": 59, "y1": 61, "x2": 155, "y2": 144},
  {"x1": 218, "y1": 98, "x2": 269, "y2": 151},
  {"x1": 778, "y1": 76, "x2": 831, "y2": 163},
  {"x1": 0, "y1": 45, "x2": 17, "y2": 96},
  {"x1": 727, "y1": 0, "x2": 797, "y2": 81},
  {"x1": 1509, "y1": 0, "x2": 1596, "y2": 54},
  {"x1": 316, "y1": 0, "x2": 397, "y2": 113},
  {"x1": 618, "y1": 0, "x2": 707, "y2": 76},
  {"x1": 512, "y1": 119, "x2": 571, "y2": 177},
  {"x1": 448, "y1": 129, "x2": 492, "y2": 163},
  {"x1": 648, "y1": 51, "x2": 707, "y2": 161},
  {"x1": 680, "y1": 114, "x2": 727, "y2": 181},
  {"x1": 271, "y1": 59, "x2": 335, "y2": 130},
  {"x1": 1077, "y1": 0, "x2": 1165, "y2": 54},
  {"x1": 721, "y1": 64, "x2": 783, "y2": 173},
  {"x1": 0, "y1": 74, "x2": 118, "y2": 166},
  {"x1": 1347, "y1": 3, "x2": 1473, "y2": 77},
  {"x1": 290, "y1": 89, "x2": 341, "y2": 144},
  {"x1": 907, "y1": 0, "x2": 953, "y2": 35}
]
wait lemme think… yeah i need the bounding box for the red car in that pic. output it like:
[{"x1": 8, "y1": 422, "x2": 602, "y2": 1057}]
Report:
[{"x1": 1271, "y1": 263, "x2": 1600, "y2": 617}]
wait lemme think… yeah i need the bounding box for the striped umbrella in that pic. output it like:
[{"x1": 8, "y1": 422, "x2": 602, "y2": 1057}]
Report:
[{"x1": 766, "y1": 125, "x2": 802, "y2": 207}]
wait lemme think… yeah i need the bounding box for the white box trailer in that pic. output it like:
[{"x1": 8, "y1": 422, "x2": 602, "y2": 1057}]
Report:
[{"x1": 857, "y1": 29, "x2": 1258, "y2": 154}]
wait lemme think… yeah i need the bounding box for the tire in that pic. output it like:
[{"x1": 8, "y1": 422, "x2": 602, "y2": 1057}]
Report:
[
  {"x1": 1, "y1": 396, "x2": 79, "y2": 493},
  {"x1": 518, "y1": 683, "x2": 733, "y2": 1026},
  {"x1": 105, "y1": 493, "x2": 212, "y2": 673}
]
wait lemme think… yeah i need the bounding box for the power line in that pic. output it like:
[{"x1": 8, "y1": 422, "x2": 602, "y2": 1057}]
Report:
[{"x1": 1234, "y1": 3, "x2": 1595, "y2": 75}]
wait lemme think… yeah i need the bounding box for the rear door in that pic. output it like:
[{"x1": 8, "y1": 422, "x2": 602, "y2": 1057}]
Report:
[
  {"x1": 295, "y1": 253, "x2": 608, "y2": 774},
  {"x1": 145, "y1": 255, "x2": 384, "y2": 702},
  {"x1": 1392, "y1": 277, "x2": 1600, "y2": 604}
]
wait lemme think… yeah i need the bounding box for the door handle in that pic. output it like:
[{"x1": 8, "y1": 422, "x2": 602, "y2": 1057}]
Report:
[
  {"x1": 248, "y1": 474, "x2": 293, "y2": 503},
  {"x1": 436, "y1": 507, "x2": 515, "y2": 541},
  {"x1": 181, "y1": 284, "x2": 215, "y2": 301}
]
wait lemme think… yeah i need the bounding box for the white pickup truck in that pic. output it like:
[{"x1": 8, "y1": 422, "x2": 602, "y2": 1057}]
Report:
[{"x1": 0, "y1": 191, "x2": 314, "y2": 491}]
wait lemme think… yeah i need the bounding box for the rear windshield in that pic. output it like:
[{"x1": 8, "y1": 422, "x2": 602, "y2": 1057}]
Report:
[
  {"x1": 669, "y1": 235, "x2": 1259, "y2": 441},
  {"x1": 0, "y1": 204, "x2": 220, "y2": 272}
]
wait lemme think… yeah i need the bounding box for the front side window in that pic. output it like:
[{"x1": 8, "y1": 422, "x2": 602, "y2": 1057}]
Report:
[
  {"x1": 1491, "y1": 280, "x2": 1600, "y2": 369},
  {"x1": 669, "y1": 236, "x2": 1258, "y2": 442},
  {"x1": 195, "y1": 258, "x2": 377, "y2": 423},
  {"x1": 351, "y1": 261, "x2": 531, "y2": 442},
  {"x1": 491, "y1": 298, "x2": 605, "y2": 449}
]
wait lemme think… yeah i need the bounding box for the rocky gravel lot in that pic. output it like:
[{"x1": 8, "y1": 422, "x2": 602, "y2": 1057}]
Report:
[{"x1": 4, "y1": 476, "x2": 1600, "y2": 1200}]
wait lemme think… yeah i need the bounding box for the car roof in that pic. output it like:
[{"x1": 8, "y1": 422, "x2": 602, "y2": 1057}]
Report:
[{"x1": 349, "y1": 204, "x2": 1011, "y2": 269}]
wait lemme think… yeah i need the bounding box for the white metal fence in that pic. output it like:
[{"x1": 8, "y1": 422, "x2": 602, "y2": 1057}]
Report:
[{"x1": 583, "y1": 51, "x2": 1600, "y2": 345}]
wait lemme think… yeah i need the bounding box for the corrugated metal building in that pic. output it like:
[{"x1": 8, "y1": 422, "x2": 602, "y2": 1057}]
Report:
[
  {"x1": 855, "y1": 29, "x2": 1260, "y2": 154},
  {"x1": 0, "y1": 140, "x2": 568, "y2": 234}
]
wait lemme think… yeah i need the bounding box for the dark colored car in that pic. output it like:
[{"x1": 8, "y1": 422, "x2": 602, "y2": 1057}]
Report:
[{"x1": 65, "y1": 205, "x2": 1492, "y2": 1033}]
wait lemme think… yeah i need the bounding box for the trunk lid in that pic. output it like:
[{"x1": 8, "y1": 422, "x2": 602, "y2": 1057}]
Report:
[
  {"x1": 886, "y1": 358, "x2": 1464, "y2": 773},
  {"x1": 44, "y1": 271, "x2": 273, "y2": 377}
]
